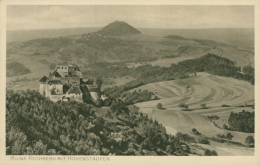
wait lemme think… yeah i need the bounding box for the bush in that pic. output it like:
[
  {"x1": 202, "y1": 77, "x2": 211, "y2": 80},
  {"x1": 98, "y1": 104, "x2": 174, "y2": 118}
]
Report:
[
  {"x1": 204, "y1": 149, "x2": 211, "y2": 156},
  {"x1": 223, "y1": 124, "x2": 229, "y2": 130},
  {"x1": 245, "y1": 136, "x2": 254, "y2": 146},
  {"x1": 200, "y1": 103, "x2": 208, "y2": 109},
  {"x1": 221, "y1": 104, "x2": 230, "y2": 107},
  {"x1": 204, "y1": 149, "x2": 218, "y2": 156},
  {"x1": 226, "y1": 133, "x2": 233, "y2": 140},
  {"x1": 216, "y1": 134, "x2": 226, "y2": 139},
  {"x1": 192, "y1": 128, "x2": 197, "y2": 134},
  {"x1": 207, "y1": 115, "x2": 219, "y2": 120},
  {"x1": 191, "y1": 128, "x2": 201, "y2": 135},
  {"x1": 178, "y1": 103, "x2": 189, "y2": 111},
  {"x1": 156, "y1": 103, "x2": 163, "y2": 109},
  {"x1": 216, "y1": 133, "x2": 233, "y2": 140},
  {"x1": 198, "y1": 137, "x2": 210, "y2": 144}
]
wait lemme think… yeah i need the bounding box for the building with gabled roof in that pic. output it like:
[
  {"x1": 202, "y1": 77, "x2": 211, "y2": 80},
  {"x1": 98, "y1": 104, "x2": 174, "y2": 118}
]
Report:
[
  {"x1": 66, "y1": 86, "x2": 83, "y2": 102},
  {"x1": 39, "y1": 75, "x2": 48, "y2": 83},
  {"x1": 39, "y1": 64, "x2": 100, "y2": 105}
]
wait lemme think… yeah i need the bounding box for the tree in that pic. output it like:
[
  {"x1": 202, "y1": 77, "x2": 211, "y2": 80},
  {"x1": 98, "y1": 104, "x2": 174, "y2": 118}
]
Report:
[
  {"x1": 204, "y1": 149, "x2": 218, "y2": 156},
  {"x1": 200, "y1": 103, "x2": 207, "y2": 109},
  {"x1": 211, "y1": 150, "x2": 218, "y2": 156},
  {"x1": 204, "y1": 149, "x2": 212, "y2": 156},
  {"x1": 198, "y1": 137, "x2": 210, "y2": 144},
  {"x1": 156, "y1": 103, "x2": 163, "y2": 109},
  {"x1": 192, "y1": 128, "x2": 197, "y2": 134},
  {"x1": 186, "y1": 86, "x2": 190, "y2": 92},
  {"x1": 226, "y1": 133, "x2": 233, "y2": 140},
  {"x1": 245, "y1": 136, "x2": 254, "y2": 146},
  {"x1": 178, "y1": 103, "x2": 189, "y2": 111},
  {"x1": 223, "y1": 124, "x2": 229, "y2": 130}
]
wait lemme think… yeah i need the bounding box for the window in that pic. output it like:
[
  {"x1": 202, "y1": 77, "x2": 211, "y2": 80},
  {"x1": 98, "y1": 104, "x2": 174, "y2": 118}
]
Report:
[
  {"x1": 62, "y1": 67, "x2": 63, "y2": 69},
  {"x1": 65, "y1": 67, "x2": 67, "y2": 70}
]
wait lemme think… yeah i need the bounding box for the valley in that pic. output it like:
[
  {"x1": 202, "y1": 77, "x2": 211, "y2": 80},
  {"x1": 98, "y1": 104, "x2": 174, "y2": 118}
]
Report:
[{"x1": 5, "y1": 20, "x2": 255, "y2": 156}]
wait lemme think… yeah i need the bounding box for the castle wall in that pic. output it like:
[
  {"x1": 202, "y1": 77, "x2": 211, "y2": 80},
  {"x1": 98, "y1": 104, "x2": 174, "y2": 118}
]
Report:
[
  {"x1": 39, "y1": 83, "x2": 46, "y2": 95},
  {"x1": 48, "y1": 84, "x2": 63, "y2": 94},
  {"x1": 66, "y1": 93, "x2": 83, "y2": 102},
  {"x1": 45, "y1": 84, "x2": 50, "y2": 97},
  {"x1": 56, "y1": 65, "x2": 69, "y2": 73},
  {"x1": 50, "y1": 94, "x2": 65, "y2": 102}
]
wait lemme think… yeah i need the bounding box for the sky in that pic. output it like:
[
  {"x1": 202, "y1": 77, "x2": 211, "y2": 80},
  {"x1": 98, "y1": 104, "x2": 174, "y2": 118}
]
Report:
[{"x1": 7, "y1": 5, "x2": 254, "y2": 30}]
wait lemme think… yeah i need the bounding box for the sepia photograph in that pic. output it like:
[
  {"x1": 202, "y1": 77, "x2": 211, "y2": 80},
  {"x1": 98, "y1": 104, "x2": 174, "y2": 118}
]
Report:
[{"x1": 1, "y1": 1, "x2": 260, "y2": 165}]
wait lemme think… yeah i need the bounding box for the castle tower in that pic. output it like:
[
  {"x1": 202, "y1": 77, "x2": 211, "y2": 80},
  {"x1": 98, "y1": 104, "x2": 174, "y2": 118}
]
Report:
[{"x1": 39, "y1": 75, "x2": 48, "y2": 96}]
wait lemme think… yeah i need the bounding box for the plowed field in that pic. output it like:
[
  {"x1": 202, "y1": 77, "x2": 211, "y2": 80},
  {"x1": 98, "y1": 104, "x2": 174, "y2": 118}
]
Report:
[{"x1": 134, "y1": 72, "x2": 254, "y2": 155}]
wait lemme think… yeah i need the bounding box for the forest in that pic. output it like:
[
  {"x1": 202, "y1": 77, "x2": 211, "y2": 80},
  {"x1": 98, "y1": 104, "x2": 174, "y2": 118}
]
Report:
[
  {"x1": 227, "y1": 110, "x2": 254, "y2": 133},
  {"x1": 6, "y1": 89, "x2": 196, "y2": 155}
]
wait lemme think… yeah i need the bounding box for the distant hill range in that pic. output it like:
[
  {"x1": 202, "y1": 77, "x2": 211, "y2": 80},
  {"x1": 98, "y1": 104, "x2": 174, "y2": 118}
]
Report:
[
  {"x1": 98, "y1": 21, "x2": 141, "y2": 36},
  {"x1": 164, "y1": 35, "x2": 187, "y2": 40},
  {"x1": 7, "y1": 24, "x2": 253, "y2": 49},
  {"x1": 7, "y1": 27, "x2": 101, "y2": 43},
  {"x1": 6, "y1": 21, "x2": 254, "y2": 80}
]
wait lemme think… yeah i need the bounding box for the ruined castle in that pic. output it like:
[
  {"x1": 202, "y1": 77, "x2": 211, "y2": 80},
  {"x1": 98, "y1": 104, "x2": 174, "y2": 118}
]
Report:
[{"x1": 39, "y1": 64, "x2": 101, "y2": 105}]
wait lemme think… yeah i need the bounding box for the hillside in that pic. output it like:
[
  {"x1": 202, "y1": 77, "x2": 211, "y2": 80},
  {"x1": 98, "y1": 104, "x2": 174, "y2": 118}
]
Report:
[
  {"x1": 6, "y1": 61, "x2": 31, "y2": 77},
  {"x1": 134, "y1": 72, "x2": 254, "y2": 156},
  {"x1": 98, "y1": 21, "x2": 141, "y2": 36},
  {"x1": 6, "y1": 89, "x2": 199, "y2": 156}
]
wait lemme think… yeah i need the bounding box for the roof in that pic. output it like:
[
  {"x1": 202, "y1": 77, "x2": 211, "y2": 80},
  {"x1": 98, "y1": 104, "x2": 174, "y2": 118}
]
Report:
[
  {"x1": 88, "y1": 88, "x2": 100, "y2": 93},
  {"x1": 63, "y1": 85, "x2": 71, "y2": 94},
  {"x1": 48, "y1": 80, "x2": 62, "y2": 85},
  {"x1": 51, "y1": 90, "x2": 57, "y2": 95},
  {"x1": 53, "y1": 71, "x2": 62, "y2": 77},
  {"x1": 66, "y1": 86, "x2": 82, "y2": 94},
  {"x1": 39, "y1": 76, "x2": 48, "y2": 82},
  {"x1": 57, "y1": 71, "x2": 68, "y2": 77}
]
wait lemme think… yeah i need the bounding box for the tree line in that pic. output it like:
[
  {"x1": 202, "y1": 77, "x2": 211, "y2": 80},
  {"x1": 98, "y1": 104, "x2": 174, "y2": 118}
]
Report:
[{"x1": 227, "y1": 110, "x2": 254, "y2": 133}]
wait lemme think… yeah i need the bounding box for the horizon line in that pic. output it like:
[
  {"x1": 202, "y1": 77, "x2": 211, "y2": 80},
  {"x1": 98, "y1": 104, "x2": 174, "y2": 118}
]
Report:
[{"x1": 7, "y1": 26, "x2": 255, "y2": 31}]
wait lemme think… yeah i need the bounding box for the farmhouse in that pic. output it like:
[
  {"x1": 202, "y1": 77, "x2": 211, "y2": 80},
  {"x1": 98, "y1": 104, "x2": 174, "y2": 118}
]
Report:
[{"x1": 39, "y1": 64, "x2": 101, "y2": 105}]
